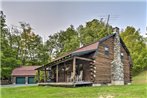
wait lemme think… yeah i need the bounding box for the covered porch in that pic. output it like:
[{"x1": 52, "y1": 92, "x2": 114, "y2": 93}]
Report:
[{"x1": 36, "y1": 55, "x2": 96, "y2": 86}]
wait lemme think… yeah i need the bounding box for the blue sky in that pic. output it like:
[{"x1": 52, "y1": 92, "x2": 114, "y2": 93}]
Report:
[{"x1": 1, "y1": 0, "x2": 147, "y2": 41}]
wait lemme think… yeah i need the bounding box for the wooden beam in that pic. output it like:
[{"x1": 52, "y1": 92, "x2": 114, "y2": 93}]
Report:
[
  {"x1": 75, "y1": 56, "x2": 93, "y2": 61},
  {"x1": 44, "y1": 68, "x2": 47, "y2": 82},
  {"x1": 63, "y1": 62, "x2": 65, "y2": 82},
  {"x1": 36, "y1": 55, "x2": 72, "y2": 70},
  {"x1": 73, "y1": 57, "x2": 76, "y2": 83},
  {"x1": 38, "y1": 70, "x2": 40, "y2": 83},
  {"x1": 50, "y1": 57, "x2": 73, "y2": 67},
  {"x1": 41, "y1": 69, "x2": 50, "y2": 71},
  {"x1": 56, "y1": 65, "x2": 58, "y2": 82}
]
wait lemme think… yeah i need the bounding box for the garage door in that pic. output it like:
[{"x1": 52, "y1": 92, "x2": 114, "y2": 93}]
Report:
[
  {"x1": 28, "y1": 77, "x2": 35, "y2": 84},
  {"x1": 16, "y1": 77, "x2": 25, "y2": 84}
]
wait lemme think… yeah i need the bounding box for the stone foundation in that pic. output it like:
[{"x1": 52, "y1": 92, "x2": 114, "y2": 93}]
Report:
[
  {"x1": 112, "y1": 81, "x2": 124, "y2": 85},
  {"x1": 92, "y1": 84, "x2": 101, "y2": 86}
]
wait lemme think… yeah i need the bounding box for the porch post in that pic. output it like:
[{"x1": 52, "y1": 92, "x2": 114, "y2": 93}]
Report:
[
  {"x1": 56, "y1": 65, "x2": 58, "y2": 82},
  {"x1": 64, "y1": 62, "x2": 65, "y2": 82},
  {"x1": 73, "y1": 57, "x2": 76, "y2": 83},
  {"x1": 44, "y1": 67, "x2": 47, "y2": 82},
  {"x1": 37, "y1": 70, "x2": 40, "y2": 83}
]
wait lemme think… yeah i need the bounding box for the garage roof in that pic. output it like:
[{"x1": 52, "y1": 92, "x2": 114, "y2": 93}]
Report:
[{"x1": 12, "y1": 66, "x2": 40, "y2": 76}]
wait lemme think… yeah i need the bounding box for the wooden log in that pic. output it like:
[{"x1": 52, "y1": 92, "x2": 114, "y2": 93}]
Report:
[
  {"x1": 38, "y1": 70, "x2": 40, "y2": 83},
  {"x1": 75, "y1": 56, "x2": 93, "y2": 61},
  {"x1": 44, "y1": 68, "x2": 47, "y2": 82},
  {"x1": 56, "y1": 65, "x2": 58, "y2": 82},
  {"x1": 73, "y1": 57, "x2": 76, "y2": 83}
]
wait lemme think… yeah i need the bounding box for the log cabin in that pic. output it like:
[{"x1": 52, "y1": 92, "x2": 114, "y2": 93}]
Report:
[{"x1": 36, "y1": 27, "x2": 132, "y2": 86}]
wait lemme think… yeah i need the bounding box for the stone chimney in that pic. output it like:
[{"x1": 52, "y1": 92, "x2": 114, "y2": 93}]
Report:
[
  {"x1": 111, "y1": 27, "x2": 124, "y2": 85},
  {"x1": 113, "y1": 27, "x2": 120, "y2": 34}
]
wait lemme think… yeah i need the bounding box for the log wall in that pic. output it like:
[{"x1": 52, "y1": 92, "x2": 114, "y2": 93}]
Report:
[
  {"x1": 94, "y1": 36, "x2": 131, "y2": 84},
  {"x1": 121, "y1": 45, "x2": 131, "y2": 83}
]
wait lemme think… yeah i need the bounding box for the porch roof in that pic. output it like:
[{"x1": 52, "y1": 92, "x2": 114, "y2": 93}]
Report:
[{"x1": 35, "y1": 50, "x2": 96, "y2": 70}]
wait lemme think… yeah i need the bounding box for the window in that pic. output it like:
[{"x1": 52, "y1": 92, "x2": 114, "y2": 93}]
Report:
[
  {"x1": 104, "y1": 46, "x2": 109, "y2": 56},
  {"x1": 121, "y1": 53, "x2": 124, "y2": 59}
]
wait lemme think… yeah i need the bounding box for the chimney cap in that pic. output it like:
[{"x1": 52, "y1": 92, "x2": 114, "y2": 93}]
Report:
[{"x1": 113, "y1": 27, "x2": 119, "y2": 33}]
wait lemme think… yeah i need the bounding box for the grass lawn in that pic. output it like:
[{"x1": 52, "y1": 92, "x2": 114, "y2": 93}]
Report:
[{"x1": 1, "y1": 71, "x2": 147, "y2": 98}]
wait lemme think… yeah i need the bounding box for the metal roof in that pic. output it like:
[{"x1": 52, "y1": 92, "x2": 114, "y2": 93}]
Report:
[{"x1": 12, "y1": 66, "x2": 40, "y2": 76}]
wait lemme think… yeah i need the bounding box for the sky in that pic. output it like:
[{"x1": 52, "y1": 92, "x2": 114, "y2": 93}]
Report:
[{"x1": 1, "y1": 0, "x2": 147, "y2": 41}]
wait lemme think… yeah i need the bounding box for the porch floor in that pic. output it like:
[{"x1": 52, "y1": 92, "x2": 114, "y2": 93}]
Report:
[{"x1": 38, "y1": 81, "x2": 93, "y2": 87}]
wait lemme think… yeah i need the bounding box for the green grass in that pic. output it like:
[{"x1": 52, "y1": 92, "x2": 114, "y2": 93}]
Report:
[
  {"x1": 132, "y1": 71, "x2": 147, "y2": 85},
  {"x1": 1, "y1": 71, "x2": 147, "y2": 98}
]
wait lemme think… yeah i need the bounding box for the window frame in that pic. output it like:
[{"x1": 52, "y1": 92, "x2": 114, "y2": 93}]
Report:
[{"x1": 104, "y1": 46, "x2": 109, "y2": 56}]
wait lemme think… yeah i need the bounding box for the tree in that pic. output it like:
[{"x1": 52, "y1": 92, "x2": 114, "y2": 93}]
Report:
[
  {"x1": 45, "y1": 33, "x2": 60, "y2": 59},
  {"x1": 0, "y1": 11, "x2": 21, "y2": 80},
  {"x1": 57, "y1": 25, "x2": 79, "y2": 56},
  {"x1": 45, "y1": 25, "x2": 79, "y2": 59},
  {"x1": 18, "y1": 22, "x2": 47, "y2": 65},
  {"x1": 77, "y1": 19, "x2": 113, "y2": 45}
]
